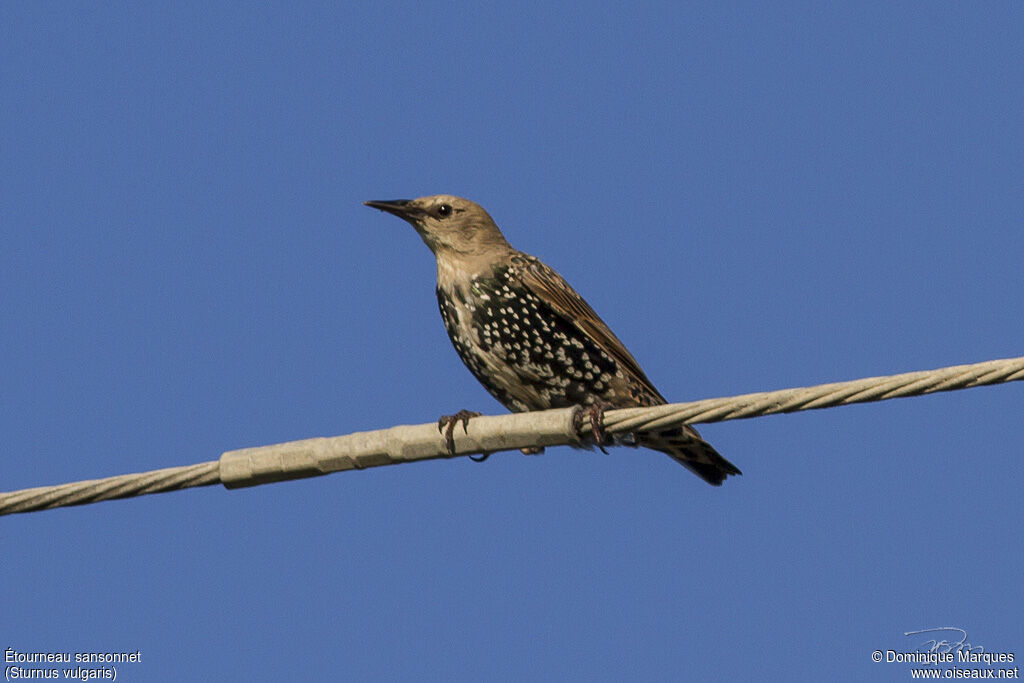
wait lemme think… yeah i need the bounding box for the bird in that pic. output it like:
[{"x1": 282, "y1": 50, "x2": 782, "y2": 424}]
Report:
[{"x1": 364, "y1": 194, "x2": 741, "y2": 485}]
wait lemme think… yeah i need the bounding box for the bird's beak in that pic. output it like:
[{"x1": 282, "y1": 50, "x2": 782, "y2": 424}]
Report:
[{"x1": 364, "y1": 199, "x2": 416, "y2": 219}]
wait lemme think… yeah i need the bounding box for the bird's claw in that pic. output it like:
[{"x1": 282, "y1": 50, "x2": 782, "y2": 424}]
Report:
[
  {"x1": 437, "y1": 409, "x2": 483, "y2": 457},
  {"x1": 573, "y1": 402, "x2": 611, "y2": 454}
]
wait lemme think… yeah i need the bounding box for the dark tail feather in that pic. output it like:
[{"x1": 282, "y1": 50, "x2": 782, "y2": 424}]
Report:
[{"x1": 636, "y1": 424, "x2": 741, "y2": 486}]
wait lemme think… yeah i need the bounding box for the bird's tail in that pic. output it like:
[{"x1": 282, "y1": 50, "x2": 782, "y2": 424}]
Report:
[{"x1": 636, "y1": 424, "x2": 742, "y2": 486}]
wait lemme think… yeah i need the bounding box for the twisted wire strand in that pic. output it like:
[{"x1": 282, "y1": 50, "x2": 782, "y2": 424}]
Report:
[
  {"x1": 0, "y1": 462, "x2": 220, "y2": 516},
  {"x1": 602, "y1": 357, "x2": 1024, "y2": 433},
  {"x1": 2, "y1": 356, "x2": 1021, "y2": 517}
]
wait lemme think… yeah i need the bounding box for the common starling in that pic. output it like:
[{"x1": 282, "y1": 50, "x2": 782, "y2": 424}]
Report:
[{"x1": 364, "y1": 195, "x2": 741, "y2": 485}]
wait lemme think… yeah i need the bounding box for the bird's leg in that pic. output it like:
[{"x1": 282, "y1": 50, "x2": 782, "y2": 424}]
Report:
[
  {"x1": 437, "y1": 409, "x2": 483, "y2": 457},
  {"x1": 572, "y1": 400, "x2": 613, "y2": 454},
  {"x1": 520, "y1": 446, "x2": 545, "y2": 456}
]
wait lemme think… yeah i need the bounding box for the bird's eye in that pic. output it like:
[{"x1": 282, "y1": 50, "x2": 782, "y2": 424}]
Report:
[{"x1": 437, "y1": 204, "x2": 453, "y2": 218}]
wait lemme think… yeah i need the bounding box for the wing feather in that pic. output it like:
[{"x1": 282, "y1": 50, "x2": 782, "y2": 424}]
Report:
[{"x1": 515, "y1": 254, "x2": 667, "y2": 404}]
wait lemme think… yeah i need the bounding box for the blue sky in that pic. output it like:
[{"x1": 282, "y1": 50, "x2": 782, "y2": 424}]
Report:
[{"x1": 2, "y1": 2, "x2": 1021, "y2": 680}]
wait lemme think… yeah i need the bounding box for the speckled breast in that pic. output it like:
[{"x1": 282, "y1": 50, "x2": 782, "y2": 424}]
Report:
[{"x1": 436, "y1": 263, "x2": 624, "y2": 412}]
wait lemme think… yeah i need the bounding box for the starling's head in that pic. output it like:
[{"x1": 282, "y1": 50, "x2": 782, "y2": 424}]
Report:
[{"x1": 364, "y1": 195, "x2": 512, "y2": 259}]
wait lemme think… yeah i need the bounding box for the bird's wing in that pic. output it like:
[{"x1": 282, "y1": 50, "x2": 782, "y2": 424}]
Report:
[{"x1": 516, "y1": 254, "x2": 668, "y2": 404}]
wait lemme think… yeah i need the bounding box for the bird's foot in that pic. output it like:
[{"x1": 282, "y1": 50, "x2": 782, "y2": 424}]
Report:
[
  {"x1": 520, "y1": 446, "x2": 545, "y2": 456},
  {"x1": 438, "y1": 409, "x2": 483, "y2": 457},
  {"x1": 572, "y1": 401, "x2": 613, "y2": 454}
]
